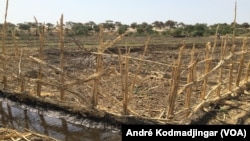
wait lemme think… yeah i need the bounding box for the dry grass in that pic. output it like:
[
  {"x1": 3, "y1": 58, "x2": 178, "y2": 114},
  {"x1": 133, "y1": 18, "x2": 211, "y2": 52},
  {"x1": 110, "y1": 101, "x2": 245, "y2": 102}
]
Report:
[{"x1": 0, "y1": 127, "x2": 59, "y2": 141}]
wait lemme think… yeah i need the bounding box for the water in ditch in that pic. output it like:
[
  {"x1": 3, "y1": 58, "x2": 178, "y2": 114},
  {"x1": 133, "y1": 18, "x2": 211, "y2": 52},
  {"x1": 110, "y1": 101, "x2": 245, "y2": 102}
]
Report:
[{"x1": 0, "y1": 97, "x2": 121, "y2": 141}]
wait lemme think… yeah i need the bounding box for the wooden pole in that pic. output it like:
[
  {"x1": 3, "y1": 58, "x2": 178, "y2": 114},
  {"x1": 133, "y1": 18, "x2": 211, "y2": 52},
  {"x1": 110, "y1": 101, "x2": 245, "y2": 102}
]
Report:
[
  {"x1": 92, "y1": 25, "x2": 104, "y2": 107},
  {"x1": 185, "y1": 45, "x2": 196, "y2": 116},
  {"x1": 216, "y1": 38, "x2": 226, "y2": 96},
  {"x1": 2, "y1": 0, "x2": 9, "y2": 89},
  {"x1": 236, "y1": 38, "x2": 247, "y2": 86},
  {"x1": 34, "y1": 17, "x2": 45, "y2": 97},
  {"x1": 59, "y1": 14, "x2": 65, "y2": 100},
  {"x1": 167, "y1": 44, "x2": 185, "y2": 119},
  {"x1": 121, "y1": 47, "x2": 130, "y2": 115},
  {"x1": 232, "y1": 1, "x2": 237, "y2": 46},
  {"x1": 245, "y1": 62, "x2": 250, "y2": 82},
  {"x1": 200, "y1": 42, "x2": 212, "y2": 100}
]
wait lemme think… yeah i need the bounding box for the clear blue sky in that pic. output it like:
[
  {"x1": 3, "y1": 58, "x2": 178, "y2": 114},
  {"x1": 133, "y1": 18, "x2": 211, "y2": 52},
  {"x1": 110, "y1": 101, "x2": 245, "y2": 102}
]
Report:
[{"x1": 0, "y1": 0, "x2": 249, "y2": 25}]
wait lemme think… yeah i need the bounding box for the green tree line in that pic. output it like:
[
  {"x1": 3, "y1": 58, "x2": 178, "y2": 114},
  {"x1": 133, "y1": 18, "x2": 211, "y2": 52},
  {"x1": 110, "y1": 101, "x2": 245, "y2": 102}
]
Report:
[{"x1": 1, "y1": 20, "x2": 250, "y2": 37}]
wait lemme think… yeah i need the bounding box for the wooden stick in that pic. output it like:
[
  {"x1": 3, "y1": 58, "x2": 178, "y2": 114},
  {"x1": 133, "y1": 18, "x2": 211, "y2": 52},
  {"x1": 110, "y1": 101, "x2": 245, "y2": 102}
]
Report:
[
  {"x1": 216, "y1": 38, "x2": 226, "y2": 96},
  {"x1": 121, "y1": 46, "x2": 130, "y2": 115},
  {"x1": 12, "y1": 30, "x2": 19, "y2": 57},
  {"x1": 167, "y1": 44, "x2": 185, "y2": 118},
  {"x1": 64, "y1": 67, "x2": 114, "y2": 87},
  {"x1": 228, "y1": 43, "x2": 236, "y2": 91},
  {"x1": 185, "y1": 45, "x2": 195, "y2": 117},
  {"x1": 34, "y1": 17, "x2": 45, "y2": 97},
  {"x1": 232, "y1": 1, "x2": 237, "y2": 46},
  {"x1": 236, "y1": 38, "x2": 247, "y2": 86},
  {"x1": 18, "y1": 49, "x2": 25, "y2": 92},
  {"x1": 245, "y1": 61, "x2": 250, "y2": 82},
  {"x1": 59, "y1": 14, "x2": 65, "y2": 100},
  {"x1": 229, "y1": 64, "x2": 234, "y2": 91},
  {"x1": 200, "y1": 42, "x2": 212, "y2": 100},
  {"x1": 92, "y1": 24, "x2": 104, "y2": 107},
  {"x1": 181, "y1": 81, "x2": 247, "y2": 124},
  {"x1": 2, "y1": 0, "x2": 9, "y2": 89},
  {"x1": 29, "y1": 56, "x2": 62, "y2": 73},
  {"x1": 130, "y1": 36, "x2": 150, "y2": 93},
  {"x1": 177, "y1": 51, "x2": 234, "y2": 95},
  {"x1": 212, "y1": 24, "x2": 219, "y2": 55}
]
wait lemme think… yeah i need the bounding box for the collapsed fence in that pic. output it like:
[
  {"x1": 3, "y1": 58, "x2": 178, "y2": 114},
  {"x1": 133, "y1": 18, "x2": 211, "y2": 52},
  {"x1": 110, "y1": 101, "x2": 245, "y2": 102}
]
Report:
[{"x1": 1, "y1": 13, "x2": 250, "y2": 125}]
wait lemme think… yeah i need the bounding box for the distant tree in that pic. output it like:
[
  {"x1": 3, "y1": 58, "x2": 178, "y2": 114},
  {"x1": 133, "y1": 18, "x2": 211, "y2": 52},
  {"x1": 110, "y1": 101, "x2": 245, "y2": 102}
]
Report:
[
  {"x1": 17, "y1": 23, "x2": 30, "y2": 35},
  {"x1": 118, "y1": 24, "x2": 129, "y2": 34},
  {"x1": 84, "y1": 21, "x2": 97, "y2": 31},
  {"x1": 218, "y1": 23, "x2": 233, "y2": 35},
  {"x1": 27, "y1": 22, "x2": 37, "y2": 28},
  {"x1": 93, "y1": 25, "x2": 100, "y2": 33},
  {"x1": 192, "y1": 23, "x2": 208, "y2": 37},
  {"x1": 65, "y1": 21, "x2": 75, "y2": 29},
  {"x1": 46, "y1": 23, "x2": 54, "y2": 29},
  {"x1": 103, "y1": 20, "x2": 115, "y2": 30},
  {"x1": 88, "y1": 21, "x2": 97, "y2": 27},
  {"x1": 115, "y1": 21, "x2": 122, "y2": 27},
  {"x1": 130, "y1": 22, "x2": 137, "y2": 29},
  {"x1": 18, "y1": 23, "x2": 30, "y2": 31},
  {"x1": 241, "y1": 22, "x2": 250, "y2": 29},
  {"x1": 177, "y1": 22, "x2": 185, "y2": 28},
  {"x1": 152, "y1": 21, "x2": 160, "y2": 28},
  {"x1": 64, "y1": 21, "x2": 75, "y2": 36},
  {"x1": 83, "y1": 22, "x2": 94, "y2": 32},
  {"x1": 46, "y1": 23, "x2": 54, "y2": 35},
  {"x1": 136, "y1": 22, "x2": 154, "y2": 35},
  {"x1": 231, "y1": 22, "x2": 240, "y2": 28},
  {"x1": 165, "y1": 20, "x2": 176, "y2": 28},
  {"x1": 141, "y1": 22, "x2": 148, "y2": 28},
  {"x1": 71, "y1": 23, "x2": 89, "y2": 36},
  {"x1": 184, "y1": 25, "x2": 194, "y2": 32},
  {"x1": 7, "y1": 22, "x2": 16, "y2": 28},
  {"x1": 170, "y1": 28, "x2": 183, "y2": 37},
  {"x1": 152, "y1": 21, "x2": 164, "y2": 29}
]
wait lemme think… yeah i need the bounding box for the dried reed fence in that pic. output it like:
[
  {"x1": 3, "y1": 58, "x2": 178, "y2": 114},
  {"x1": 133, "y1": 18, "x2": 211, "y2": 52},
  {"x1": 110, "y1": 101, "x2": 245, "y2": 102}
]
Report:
[
  {"x1": 1, "y1": 1, "x2": 250, "y2": 125},
  {"x1": 0, "y1": 127, "x2": 58, "y2": 141}
]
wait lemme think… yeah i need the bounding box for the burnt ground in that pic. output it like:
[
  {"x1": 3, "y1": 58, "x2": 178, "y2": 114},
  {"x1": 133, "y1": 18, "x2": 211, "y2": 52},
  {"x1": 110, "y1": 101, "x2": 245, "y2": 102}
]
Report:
[{"x1": 1, "y1": 38, "x2": 250, "y2": 129}]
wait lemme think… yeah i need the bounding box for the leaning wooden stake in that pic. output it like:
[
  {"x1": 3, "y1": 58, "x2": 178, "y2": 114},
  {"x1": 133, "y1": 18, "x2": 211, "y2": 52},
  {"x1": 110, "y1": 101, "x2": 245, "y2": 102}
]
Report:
[
  {"x1": 185, "y1": 45, "x2": 196, "y2": 117},
  {"x1": 92, "y1": 25, "x2": 104, "y2": 107},
  {"x1": 229, "y1": 64, "x2": 234, "y2": 91},
  {"x1": 34, "y1": 17, "x2": 45, "y2": 97},
  {"x1": 211, "y1": 24, "x2": 219, "y2": 55},
  {"x1": 232, "y1": 1, "x2": 237, "y2": 46},
  {"x1": 167, "y1": 44, "x2": 185, "y2": 119},
  {"x1": 236, "y1": 38, "x2": 247, "y2": 86},
  {"x1": 121, "y1": 47, "x2": 130, "y2": 115},
  {"x1": 59, "y1": 14, "x2": 65, "y2": 100},
  {"x1": 200, "y1": 42, "x2": 212, "y2": 100},
  {"x1": 130, "y1": 36, "x2": 150, "y2": 93},
  {"x1": 216, "y1": 38, "x2": 227, "y2": 96},
  {"x1": 245, "y1": 61, "x2": 250, "y2": 82},
  {"x1": 12, "y1": 29, "x2": 24, "y2": 92},
  {"x1": 18, "y1": 49, "x2": 24, "y2": 92},
  {"x1": 12, "y1": 30, "x2": 19, "y2": 57},
  {"x1": 2, "y1": 0, "x2": 9, "y2": 89},
  {"x1": 228, "y1": 45, "x2": 236, "y2": 91}
]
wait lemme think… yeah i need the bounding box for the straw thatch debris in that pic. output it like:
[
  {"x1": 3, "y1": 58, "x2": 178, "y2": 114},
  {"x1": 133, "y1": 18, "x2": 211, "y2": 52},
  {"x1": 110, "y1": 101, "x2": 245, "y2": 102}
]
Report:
[{"x1": 0, "y1": 127, "x2": 59, "y2": 141}]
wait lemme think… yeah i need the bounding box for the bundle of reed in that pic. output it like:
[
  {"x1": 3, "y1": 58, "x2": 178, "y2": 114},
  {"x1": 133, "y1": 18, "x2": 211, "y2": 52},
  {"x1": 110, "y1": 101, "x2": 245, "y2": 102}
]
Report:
[{"x1": 0, "y1": 127, "x2": 59, "y2": 141}]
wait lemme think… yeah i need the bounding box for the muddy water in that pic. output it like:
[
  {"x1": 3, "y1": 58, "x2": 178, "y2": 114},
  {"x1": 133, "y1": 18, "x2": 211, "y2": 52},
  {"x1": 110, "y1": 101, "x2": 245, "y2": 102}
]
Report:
[{"x1": 0, "y1": 98, "x2": 121, "y2": 141}]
